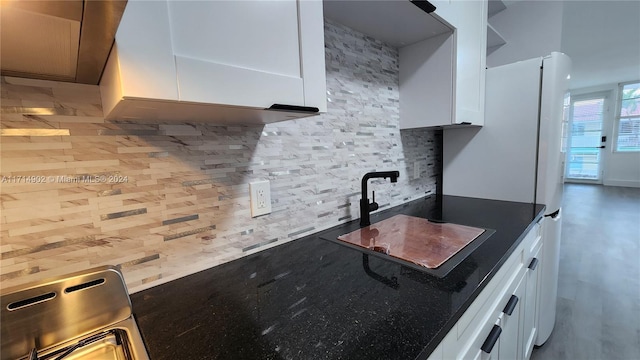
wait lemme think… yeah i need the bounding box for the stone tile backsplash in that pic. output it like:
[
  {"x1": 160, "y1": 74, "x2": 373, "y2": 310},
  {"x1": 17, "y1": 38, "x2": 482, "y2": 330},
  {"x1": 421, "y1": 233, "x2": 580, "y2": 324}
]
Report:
[{"x1": 0, "y1": 19, "x2": 442, "y2": 292}]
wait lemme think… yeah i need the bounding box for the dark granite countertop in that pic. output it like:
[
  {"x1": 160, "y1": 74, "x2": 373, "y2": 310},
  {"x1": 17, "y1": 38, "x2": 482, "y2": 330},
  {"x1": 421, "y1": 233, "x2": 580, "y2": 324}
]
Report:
[{"x1": 130, "y1": 195, "x2": 544, "y2": 360}]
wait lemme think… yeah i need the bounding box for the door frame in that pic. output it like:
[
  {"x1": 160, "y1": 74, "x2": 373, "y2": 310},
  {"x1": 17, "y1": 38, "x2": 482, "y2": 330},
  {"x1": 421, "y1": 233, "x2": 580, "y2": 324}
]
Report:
[{"x1": 564, "y1": 91, "x2": 611, "y2": 184}]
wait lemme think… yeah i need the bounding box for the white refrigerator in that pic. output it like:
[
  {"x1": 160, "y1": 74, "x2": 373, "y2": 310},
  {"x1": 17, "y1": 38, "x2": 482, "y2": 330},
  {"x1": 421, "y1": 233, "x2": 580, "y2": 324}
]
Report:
[{"x1": 443, "y1": 52, "x2": 571, "y2": 346}]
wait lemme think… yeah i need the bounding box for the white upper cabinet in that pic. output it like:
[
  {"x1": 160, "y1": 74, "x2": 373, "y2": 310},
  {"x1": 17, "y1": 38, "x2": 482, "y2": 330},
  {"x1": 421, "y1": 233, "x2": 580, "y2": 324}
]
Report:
[
  {"x1": 451, "y1": 0, "x2": 488, "y2": 126},
  {"x1": 323, "y1": 0, "x2": 458, "y2": 130},
  {"x1": 100, "y1": 0, "x2": 327, "y2": 124},
  {"x1": 402, "y1": 0, "x2": 488, "y2": 128},
  {"x1": 100, "y1": 1, "x2": 178, "y2": 104},
  {"x1": 399, "y1": 32, "x2": 455, "y2": 129}
]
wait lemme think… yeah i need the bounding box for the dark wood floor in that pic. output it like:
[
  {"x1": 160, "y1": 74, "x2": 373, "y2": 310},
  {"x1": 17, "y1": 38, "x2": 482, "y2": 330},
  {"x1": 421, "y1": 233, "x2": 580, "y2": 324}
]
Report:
[{"x1": 531, "y1": 184, "x2": 640, "y2": 360}]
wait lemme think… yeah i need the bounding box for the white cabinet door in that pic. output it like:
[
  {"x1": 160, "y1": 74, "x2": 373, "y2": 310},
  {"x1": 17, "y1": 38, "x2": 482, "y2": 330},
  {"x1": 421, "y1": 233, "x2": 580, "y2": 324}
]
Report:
[
  {"x1": 168, "y1": 0, "x2": 325, "y2": 111},
  {"x1": 399, "y1": 32, "x2": 455, "y2": 129},
  {"x1": 399, "y1": 0, "x2": 455, "y2": 129},
  {"x1": 449, "y1": 0, "x2": 487, "y2": 125},
  {"x1": 113, "y1": 0, "x2": 177, "y2": 101},
  {"x1": 523, "y1": 243, "x2": 542, "y2": 359},
  {"x1": 458, "y1": 320, "x2": 501, "y2": 360},
  {"x1": 498, "y1": 274, "x2": 526, "y2": 360},
  {"x1": 431, "y1": 0, "x2": 488, "y2": 126},
  {"x1": 100, "y1": 0, "x2": 179, "y2": 117},
  {"x1": 100, "y1": 0, "x2": 326, "y2": 122}
]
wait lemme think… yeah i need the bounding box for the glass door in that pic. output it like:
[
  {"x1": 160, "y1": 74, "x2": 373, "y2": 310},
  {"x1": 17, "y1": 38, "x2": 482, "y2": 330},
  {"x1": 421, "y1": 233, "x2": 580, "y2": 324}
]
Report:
[{"x1": 565, "y1": 95, "x2": 606, "y2": 182}]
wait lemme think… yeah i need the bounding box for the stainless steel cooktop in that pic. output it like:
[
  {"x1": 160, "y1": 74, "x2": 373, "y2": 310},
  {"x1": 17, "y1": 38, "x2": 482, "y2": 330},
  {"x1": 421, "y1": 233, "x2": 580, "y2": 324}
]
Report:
[{"x1": 1, "y1": 266, "x2": 149, "y2": 360}]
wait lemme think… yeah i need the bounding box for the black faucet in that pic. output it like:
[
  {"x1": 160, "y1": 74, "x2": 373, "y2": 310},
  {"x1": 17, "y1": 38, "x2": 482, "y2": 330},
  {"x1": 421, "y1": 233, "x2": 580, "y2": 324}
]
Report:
[{"x1": 359, "y1": 171, "x2": 400, "y2": 227}]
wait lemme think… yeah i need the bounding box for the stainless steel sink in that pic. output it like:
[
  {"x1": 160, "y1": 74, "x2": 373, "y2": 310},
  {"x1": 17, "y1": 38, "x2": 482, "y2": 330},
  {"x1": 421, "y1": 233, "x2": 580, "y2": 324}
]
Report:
[{"x1": 1, "y1": 266, "x2": 149, "y2": 360}]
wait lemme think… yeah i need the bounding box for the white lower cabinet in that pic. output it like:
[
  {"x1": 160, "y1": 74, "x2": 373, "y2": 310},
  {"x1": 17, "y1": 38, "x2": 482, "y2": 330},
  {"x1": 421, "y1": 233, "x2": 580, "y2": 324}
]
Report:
[
  {"x1": 522, "y1": 232, "x2": 543, "y2": 359},
  {"x1": 498, "y1": 274, "x2": 525, "y2": 360},
  {"x1": 435, "y1": 222, "x2": 542, "y2": 360}
]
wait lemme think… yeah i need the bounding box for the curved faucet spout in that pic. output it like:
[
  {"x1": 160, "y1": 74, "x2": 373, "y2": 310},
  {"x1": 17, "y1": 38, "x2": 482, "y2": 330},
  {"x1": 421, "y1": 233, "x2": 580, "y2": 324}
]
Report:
[{"x1": 359, "y1": 171, "x2": 400, "y2": 227}]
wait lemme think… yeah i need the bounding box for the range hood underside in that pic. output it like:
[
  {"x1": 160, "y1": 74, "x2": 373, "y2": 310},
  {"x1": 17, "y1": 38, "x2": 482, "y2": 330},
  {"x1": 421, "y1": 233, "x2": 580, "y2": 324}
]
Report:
[{"x1": 0, "y1": 0, "x2": 127, "y2": 85}]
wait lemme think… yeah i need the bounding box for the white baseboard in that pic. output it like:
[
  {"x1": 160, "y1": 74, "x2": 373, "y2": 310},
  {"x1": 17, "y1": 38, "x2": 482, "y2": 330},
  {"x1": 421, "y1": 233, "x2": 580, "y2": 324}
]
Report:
[{"x1": 603, "y1": 179, "x2": 640, "y2": 188}]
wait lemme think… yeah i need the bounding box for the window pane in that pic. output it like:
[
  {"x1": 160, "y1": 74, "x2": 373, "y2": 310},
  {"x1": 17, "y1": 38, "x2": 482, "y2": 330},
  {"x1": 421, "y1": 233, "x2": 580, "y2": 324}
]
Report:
[
  {"x1": 616, "y1": 117, "x2": 640, "y2": 152},
  {"x1": 616, "y1": 82, "x2": 640, "y2": 152},
  {"x1": 621, "y1": 82, "x2": 640, "y2": 100},
  {"x1": 574, "y1": 98, "x2": 604, "y2": 121},
  {"x1": 570, "y1": 98, "x2": 603, "y2": 147},
  {"x1": 620, "y1": 82, "x2": 640, "y2": 116},
  {"x1": 620, "y1": 99, "x2": 640, "y2": 116},
  {"x1": 567, "y1": 148, "x2": 601, "y2": 179}
]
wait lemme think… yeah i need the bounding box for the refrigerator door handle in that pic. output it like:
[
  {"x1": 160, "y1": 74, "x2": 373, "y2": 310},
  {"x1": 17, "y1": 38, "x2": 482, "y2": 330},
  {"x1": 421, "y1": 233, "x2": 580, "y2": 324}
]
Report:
[{"x1": 544, "y1": 208, "x2": 561, "y2": 221}]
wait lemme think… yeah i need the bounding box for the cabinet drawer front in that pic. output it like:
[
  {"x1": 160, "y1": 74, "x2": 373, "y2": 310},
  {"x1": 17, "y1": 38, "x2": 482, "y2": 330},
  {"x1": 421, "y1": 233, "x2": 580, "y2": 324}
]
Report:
[
  {"x1": 522, "y1": 222, "x2": 540, "y2": 255},
  {"x1": 176, "y1": 56, "x2": 305, "y2": 109},
  {"x1": 523, "y1": 245, "x2": 542, "y2": 359},
  {"x1": 457, "y1": 245, "x2": 523, "y2": 339},
  {"x1": 529, "y1": 230, "x2": 542, "y2": 257}
]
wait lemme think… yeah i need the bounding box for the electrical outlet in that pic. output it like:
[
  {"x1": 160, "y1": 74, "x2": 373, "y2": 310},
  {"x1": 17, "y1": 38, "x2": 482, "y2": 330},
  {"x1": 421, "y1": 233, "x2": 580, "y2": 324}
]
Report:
[
  {"x1": 414, "y1": 161, "x2": 421, "y2": 179},
  {"x1": 250, "y1": 180, "x2": 272, "y2": 217}
]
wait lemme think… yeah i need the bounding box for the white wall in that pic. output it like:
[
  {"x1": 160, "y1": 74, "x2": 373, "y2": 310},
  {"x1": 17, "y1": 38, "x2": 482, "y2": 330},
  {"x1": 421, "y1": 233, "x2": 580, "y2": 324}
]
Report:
[
  {"x1": 562, "y1": 1, "x2": 640, "y2": 188},
  {"x1": 607, "y1": 152, "x2": 640, "y2": 188},
  {"x1": 486, "y1": 0, "x2": 564, "y2": 68},
  {"x1": 488, "y1": 0, "x2": 640, "y2": 188},
  {"x1": 488, "y1": 1, "x2": 640, "y2": 88},
  {"x1": 571, "y1": 83, "x2": 640, "y2": 188},
  {"x1": 561, "y1": 1, "x2": 640, "y2": 90}
]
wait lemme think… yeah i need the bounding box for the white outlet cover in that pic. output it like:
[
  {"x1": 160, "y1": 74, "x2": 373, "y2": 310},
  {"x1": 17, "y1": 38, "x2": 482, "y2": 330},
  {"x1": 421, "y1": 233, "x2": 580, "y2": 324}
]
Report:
[{"x1": 250, "y1": 180, "x2": 272, "y2": 217}]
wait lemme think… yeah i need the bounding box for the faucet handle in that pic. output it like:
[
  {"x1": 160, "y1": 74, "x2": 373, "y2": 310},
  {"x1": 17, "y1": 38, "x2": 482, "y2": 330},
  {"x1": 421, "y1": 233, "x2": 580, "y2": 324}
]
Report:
[{"x1": 370, "y1": 191, "x2": 379, "y2": 212}]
